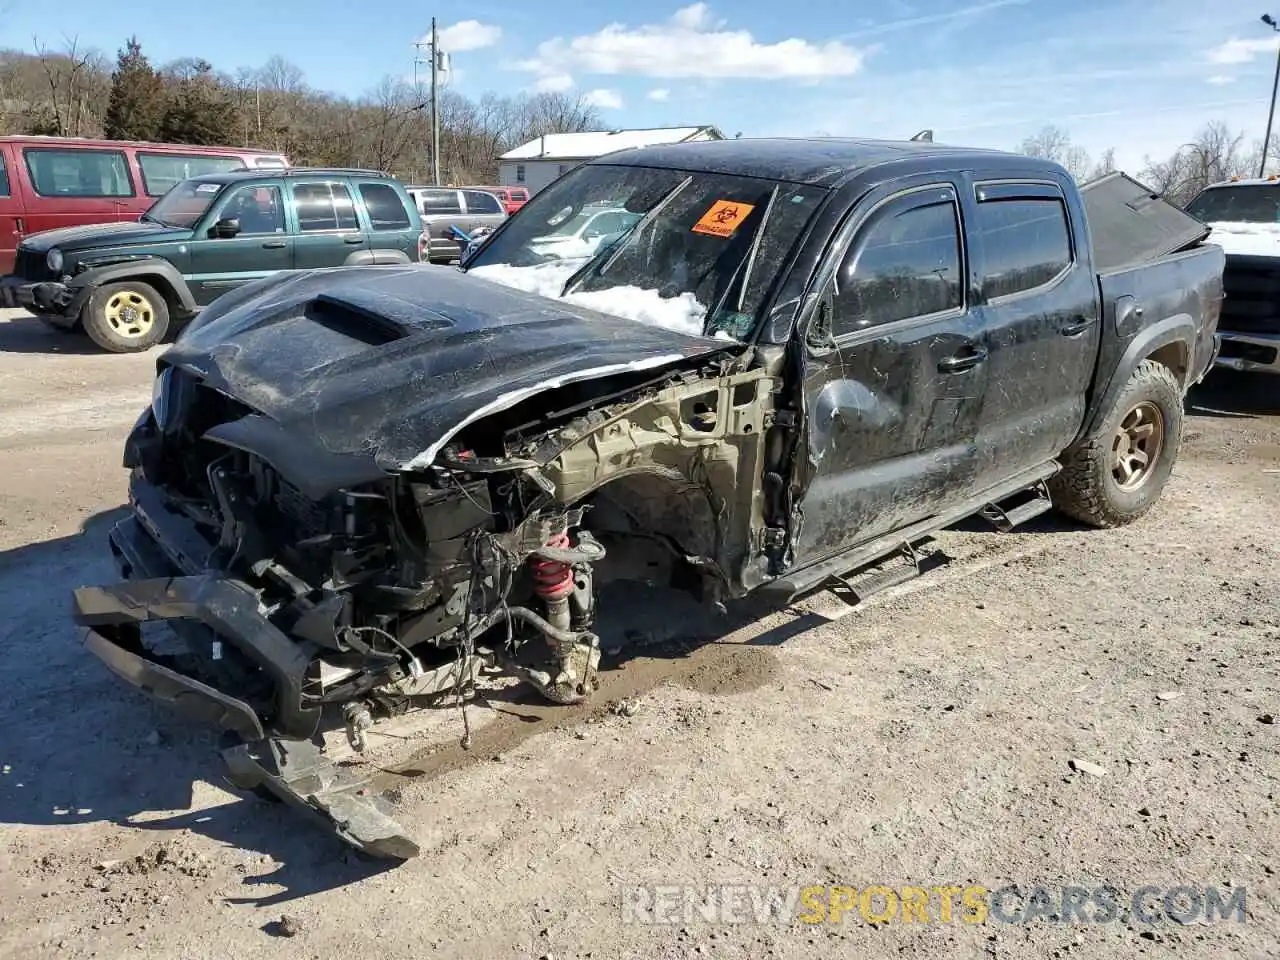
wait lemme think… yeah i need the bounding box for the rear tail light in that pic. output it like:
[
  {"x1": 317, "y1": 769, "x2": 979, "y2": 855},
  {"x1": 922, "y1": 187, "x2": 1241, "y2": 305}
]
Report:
[{"x1": 418, "y1": 232, "x2": 429, "y2": 261}]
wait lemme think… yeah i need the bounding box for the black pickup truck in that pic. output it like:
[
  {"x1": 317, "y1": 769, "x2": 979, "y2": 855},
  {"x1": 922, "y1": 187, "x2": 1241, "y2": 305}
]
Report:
[{"x1": 71, "y1": 138, "x2": 1223, "y2": 858}]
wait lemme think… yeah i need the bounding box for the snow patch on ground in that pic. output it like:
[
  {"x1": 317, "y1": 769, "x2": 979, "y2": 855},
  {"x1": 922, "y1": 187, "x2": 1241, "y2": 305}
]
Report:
[
  {"x1": 1206, "y1": 221, "x2": 1280, "y2": 257},
  {"x1": 469, "y1": 261, "x2": 712, "y2": 338}
]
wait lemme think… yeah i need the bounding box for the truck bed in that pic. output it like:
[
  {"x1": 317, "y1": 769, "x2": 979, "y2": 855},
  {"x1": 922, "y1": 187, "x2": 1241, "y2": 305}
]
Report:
[
  {"x1": 1081, "y1": 172, "x2": 1211, "y2": 273},
  {"x1": 1092, "y1": 241, "x2": 1225, "y2": 403}
]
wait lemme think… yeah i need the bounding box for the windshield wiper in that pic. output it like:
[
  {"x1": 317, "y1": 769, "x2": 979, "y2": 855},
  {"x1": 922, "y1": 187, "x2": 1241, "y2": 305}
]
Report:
[{"x1": 559, "y1": 176, "x2": 693, "y2": 298}]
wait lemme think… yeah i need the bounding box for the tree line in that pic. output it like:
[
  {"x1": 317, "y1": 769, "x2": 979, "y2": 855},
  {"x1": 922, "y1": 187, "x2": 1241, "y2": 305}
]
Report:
[
  {"x1": 1017, "y1": 123, "x2": 1280, "y2": 207},
  {"x1": 0, "y1": 36, "x2": 604, "y2": 184}
]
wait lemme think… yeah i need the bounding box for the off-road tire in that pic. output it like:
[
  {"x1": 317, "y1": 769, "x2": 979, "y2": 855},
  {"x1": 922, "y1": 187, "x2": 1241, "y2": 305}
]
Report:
[
  {"x1": 82, "y1": 281, "x2": 170, "y2": 353},
  {"x1": 1050, "y1": 359, "x2": 1183, "y2": 528}
]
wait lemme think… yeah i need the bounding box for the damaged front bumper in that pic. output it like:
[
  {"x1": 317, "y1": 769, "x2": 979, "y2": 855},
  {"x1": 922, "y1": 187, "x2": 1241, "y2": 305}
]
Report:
[{"x1": 72, "y1": 496, "x2": 423, "y2": 860}]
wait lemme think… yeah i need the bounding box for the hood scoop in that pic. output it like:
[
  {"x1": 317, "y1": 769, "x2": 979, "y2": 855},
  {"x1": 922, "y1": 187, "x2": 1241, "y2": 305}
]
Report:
[{"x1": 309, "y1": 289, "x2": 455, "y2": 345}]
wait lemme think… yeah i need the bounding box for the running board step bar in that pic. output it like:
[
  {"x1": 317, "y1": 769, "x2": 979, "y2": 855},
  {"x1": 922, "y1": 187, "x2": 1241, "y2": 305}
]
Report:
[
  {"x1": 831, "y1": 541, "x2": 923, "y2": 604},
  {"x1": 979, "y1": 479, "x2": 1054, "y2": 533},
  {"x1": 763, "y1": 461, "x2": 1059, "y2": 602}
]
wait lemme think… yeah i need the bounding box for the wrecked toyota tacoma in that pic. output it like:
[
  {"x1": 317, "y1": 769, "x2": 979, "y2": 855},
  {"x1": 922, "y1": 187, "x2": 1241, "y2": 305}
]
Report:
[{"x1": 72, "y1": 139, "x2": 1224, "y2": 859}]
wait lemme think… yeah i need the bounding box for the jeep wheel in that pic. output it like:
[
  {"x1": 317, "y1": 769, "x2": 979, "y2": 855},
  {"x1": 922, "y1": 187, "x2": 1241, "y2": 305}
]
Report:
[
  {"x1": 83, "y1": 281, "x2": 170, "y2": 353},
  {"x1": 1050, "y1": 359, "x2": 1183, "y2": 528}
]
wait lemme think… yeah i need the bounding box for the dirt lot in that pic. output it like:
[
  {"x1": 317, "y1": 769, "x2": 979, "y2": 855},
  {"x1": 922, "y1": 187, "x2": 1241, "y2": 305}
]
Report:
[{"x1": 0, "y1": 307, "x2": 1276, "y2": 959}]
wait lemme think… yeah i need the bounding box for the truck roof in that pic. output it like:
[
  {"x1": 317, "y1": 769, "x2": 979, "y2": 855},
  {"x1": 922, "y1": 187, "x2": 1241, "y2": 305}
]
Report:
[
  {"x1": 187, "y1": 167, "x2": 392, "y2": 186},
  {"x1": 1202, "y1": 176, "x2": 1280, "y2": 190},
  {"x1": 588, "y1": 136, "x2": 1036, "y2": 188}
]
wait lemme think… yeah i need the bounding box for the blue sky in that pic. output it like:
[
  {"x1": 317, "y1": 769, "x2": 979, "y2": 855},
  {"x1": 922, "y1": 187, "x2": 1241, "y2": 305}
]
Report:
[{"x1": 7, "y1": 0, "x2": 1280, "y2": 171}]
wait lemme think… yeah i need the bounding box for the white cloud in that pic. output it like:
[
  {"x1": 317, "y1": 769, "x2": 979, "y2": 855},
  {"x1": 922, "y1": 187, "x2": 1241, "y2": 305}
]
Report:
[
  {"x1": 1206, "y1": 74, "x2": 1236, "y2": 85},
  {"x1": 647, "y1": 88, "x2": 671, "y2": 101},
  {"x1": 433, "y1": 20, "x2": 502, "y2": 52},
  {"x1": 535, "y1": 73, "x2": 575, "y2": 93},
  {"x1": 583, "y1": 88, "x2": 624, "y2": 109},
  {"x1": 1208, "y1": 37, "x2": 1279, "y2": 65},
  {"x1": 519, "y1": 3, "x2": 865, "y2": 81}
]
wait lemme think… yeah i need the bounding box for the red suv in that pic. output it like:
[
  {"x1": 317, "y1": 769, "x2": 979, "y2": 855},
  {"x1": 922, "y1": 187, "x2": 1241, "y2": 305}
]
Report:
[
  {"x1": 0, "y1": 136, "x2": 289, "y2": 273},
  {"x1": 464, "y1": 184, "x2": 528, "y2": 215}
]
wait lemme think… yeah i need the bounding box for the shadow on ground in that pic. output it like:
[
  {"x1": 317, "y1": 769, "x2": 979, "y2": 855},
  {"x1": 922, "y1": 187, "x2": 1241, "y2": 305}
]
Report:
[
  {"x1": 1187, "y1": 369, "x2": 1280, "y2": 419},
  {"x1": 0, "y1": 507, "x2": 398, "y2": 902},
  {"x1": 0, "y1": 313, "x2": 105, "y2": 355}
]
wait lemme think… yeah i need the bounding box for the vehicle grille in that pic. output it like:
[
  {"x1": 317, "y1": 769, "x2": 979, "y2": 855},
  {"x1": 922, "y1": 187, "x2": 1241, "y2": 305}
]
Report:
[
  {"x1": 12, "y1": 247, "x2": 51, "y2": 282},
  {"x1": 1220, "y1": 257, "x2": 1280, "y2": 335}
]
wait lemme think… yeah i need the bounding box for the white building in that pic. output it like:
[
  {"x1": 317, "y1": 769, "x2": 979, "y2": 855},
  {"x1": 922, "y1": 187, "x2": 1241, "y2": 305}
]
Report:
[{"x1": 497, "y1": 125, "x2": 724, "y2": 195}]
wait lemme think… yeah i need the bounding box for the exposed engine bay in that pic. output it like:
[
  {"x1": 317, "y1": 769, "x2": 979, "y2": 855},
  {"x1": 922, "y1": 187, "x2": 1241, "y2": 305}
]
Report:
[{"x1": 73, "y1": 320, "x2": 779, "y2": 858}]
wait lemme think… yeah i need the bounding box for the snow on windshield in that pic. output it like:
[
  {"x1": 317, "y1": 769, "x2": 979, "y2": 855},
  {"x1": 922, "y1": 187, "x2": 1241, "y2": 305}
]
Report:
[
  {"x1": 468, "y1": 260, "x2": 712, "y2": 338},
  {"x1": 1206, "y1": 221, "x2": 1280, "y2": 257}
]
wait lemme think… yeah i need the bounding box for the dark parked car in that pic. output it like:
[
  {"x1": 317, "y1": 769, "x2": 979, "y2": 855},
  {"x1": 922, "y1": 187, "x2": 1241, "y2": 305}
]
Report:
[
  {"x1": 72, "y1": 138, "x2": 1222, "y2": 859},
  {"x1": 0, "y1": 167, "x2": 425, "y2": 352},
  {"x1": 407, "y1": 186, "x2": 507, "y2": 261}
]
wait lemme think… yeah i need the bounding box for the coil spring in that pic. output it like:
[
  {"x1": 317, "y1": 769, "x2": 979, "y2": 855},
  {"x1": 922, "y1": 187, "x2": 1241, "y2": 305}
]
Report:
[{"x1": 530, "y1": 531, "x2": 575, "y2": 600}]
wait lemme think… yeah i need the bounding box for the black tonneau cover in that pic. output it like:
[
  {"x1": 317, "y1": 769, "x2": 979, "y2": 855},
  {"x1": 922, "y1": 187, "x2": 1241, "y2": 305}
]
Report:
[{"x1": 1081, "y1": 172, "x2": 1211, "y2": 273}]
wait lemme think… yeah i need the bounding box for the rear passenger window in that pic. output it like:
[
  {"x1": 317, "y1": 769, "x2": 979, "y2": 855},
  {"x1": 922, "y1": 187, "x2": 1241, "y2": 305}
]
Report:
[
  {"x1": 833, "y1": 196, "x2": 963, "y2": 334},
  {"x1": 462, "y1": 190, "x2": 503, "y2": 214},
  {"x1": 138, "y1": 153, "x2": 246, "y2": 196},
  {"x1": 975, "y1": 197, "x2": 1072, "y2": 299},
  {"x1": 0, "y1": 153, "x2": 9, "y2": 197},
  {"x1": 420, "y1": 190, "x2": 462, "y2": 214},
  {"x1": 24, "y1": 148, "x2": 133, "y2": 197},
  {"x1": 293, "y1": 182, "x2": 359, "y2": 231},
  {"x1": 359, "y1": 183, "x2": 412, "y2": 230}
]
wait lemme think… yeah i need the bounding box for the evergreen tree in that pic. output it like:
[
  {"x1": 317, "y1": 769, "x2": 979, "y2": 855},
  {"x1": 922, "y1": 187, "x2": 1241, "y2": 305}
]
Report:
[
  {"x1": 158, "y1": 60, "x2": 236, "y2": 145},
  {"x1": 103, "y1": 36, "x2": 164, "y2": 142}
]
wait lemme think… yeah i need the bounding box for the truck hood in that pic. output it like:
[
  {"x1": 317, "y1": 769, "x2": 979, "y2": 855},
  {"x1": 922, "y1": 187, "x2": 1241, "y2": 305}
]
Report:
[
  {"x1": 161, "y1": 265, "x2": 735, "y2": 489},
  {"x1": 19, "y1": 220, "x2": 192, "y2": 253},
  {"x1": 1205, "y1": 220, "x2": 1280, "y2": 258}
]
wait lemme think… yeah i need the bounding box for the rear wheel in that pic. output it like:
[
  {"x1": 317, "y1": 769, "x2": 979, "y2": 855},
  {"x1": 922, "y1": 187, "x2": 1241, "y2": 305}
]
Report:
[
  {"x1": 1050, "y1": 359, "x2": 1183, "y2": 527},
  {"x1": 82, "y1": 281, "x2": 170, "y2": 353}
]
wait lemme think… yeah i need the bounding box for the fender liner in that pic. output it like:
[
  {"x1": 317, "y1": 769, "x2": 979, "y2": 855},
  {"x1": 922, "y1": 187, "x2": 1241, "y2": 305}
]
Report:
[
  {"x1": 1078, "y1": 313, "x2": 1196, "y2": 438},
  {"x1": 343, "y1": 249, "x2": 412, "y2": 266},
  {"x1": 67, "y1": 259, "x2": 199, "y2": 318}
]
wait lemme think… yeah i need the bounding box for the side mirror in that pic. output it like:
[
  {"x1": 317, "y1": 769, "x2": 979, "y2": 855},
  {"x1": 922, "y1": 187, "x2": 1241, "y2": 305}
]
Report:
[{"x1": 211, "y1": 217, "x2": 240, "y2": 239}]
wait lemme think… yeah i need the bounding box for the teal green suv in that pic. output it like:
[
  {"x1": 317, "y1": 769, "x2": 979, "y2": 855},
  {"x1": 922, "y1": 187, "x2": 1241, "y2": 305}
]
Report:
[{"x1": 0, "y1": 168, "x2": 427, "y2": 352}]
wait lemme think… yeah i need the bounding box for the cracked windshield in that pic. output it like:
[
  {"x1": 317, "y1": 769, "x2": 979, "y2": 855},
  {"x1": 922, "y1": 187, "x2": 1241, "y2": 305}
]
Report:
[{"x1": 465, "y1": 164, "x2": 825, "y2": 339}]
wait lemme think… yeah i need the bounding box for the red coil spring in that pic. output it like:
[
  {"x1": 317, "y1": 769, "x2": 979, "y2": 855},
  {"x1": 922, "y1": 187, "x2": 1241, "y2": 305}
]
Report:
[{"x1": 531, "y1": 531, "x2": 575, "y2": 600}]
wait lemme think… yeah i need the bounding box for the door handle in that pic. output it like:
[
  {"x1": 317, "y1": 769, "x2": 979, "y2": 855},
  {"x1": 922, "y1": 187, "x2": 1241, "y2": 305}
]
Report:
[
  {"x1": 14, "y1": 217, "x2": 24, "y2": 235},
  {"x1": 261, "y1": 240, "x2": 287, "y2": 249},
  {"x1": 1061, "y1": 316, "x2": 1095, "y2": 337},
  {"x1": 938, "y1": 346, "x2": 988, "y2": 373},
  {"x1": 343, "y1": 235, "x2": 364, "y2": 244}
]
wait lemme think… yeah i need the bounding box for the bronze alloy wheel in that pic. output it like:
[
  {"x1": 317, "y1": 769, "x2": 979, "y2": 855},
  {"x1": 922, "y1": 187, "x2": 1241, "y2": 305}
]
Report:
[{"x1": 1111, "y1": 400, "x2": 1165, "y2": 491}]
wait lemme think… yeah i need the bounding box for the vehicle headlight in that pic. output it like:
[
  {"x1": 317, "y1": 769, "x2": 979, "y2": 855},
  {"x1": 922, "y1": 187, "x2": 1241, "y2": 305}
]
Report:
[
  {"x1": 151, "y1": 367, "x2": 174, "y2": 431},
  {"x1": 46, "y1": 248, "x2": 63, "y2": 273}
]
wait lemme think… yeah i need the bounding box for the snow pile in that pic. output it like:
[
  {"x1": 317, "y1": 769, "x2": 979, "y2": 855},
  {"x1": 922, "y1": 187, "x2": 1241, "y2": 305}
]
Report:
[
  {"x1": 1206, "y1": 221, "x2": 1280, "y2": 258},
  {"x1": 469, "y1": 261, "x2": 713, "y2": 338}
]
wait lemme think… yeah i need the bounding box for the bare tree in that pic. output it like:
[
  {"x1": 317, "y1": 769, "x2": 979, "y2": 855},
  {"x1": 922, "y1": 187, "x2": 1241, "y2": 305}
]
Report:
[
  {"x1": 1018, "y1": 125, "x2": 1094, "y2": 182},
  {"x1": 1140, "y1": 122, "x2": 1254, "y2": 206},
  {"x1": 31, "y1": 36, "x2": 106, "y2": 137}
]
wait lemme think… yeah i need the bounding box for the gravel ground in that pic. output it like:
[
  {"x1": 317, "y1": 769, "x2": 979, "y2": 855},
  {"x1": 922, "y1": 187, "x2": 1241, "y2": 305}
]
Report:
[{"x1": 0, "y1": 307, "x2": 1276, "y2": 959}]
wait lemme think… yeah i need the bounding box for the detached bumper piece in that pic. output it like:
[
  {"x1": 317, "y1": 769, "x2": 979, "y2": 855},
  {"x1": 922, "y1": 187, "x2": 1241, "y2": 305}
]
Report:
[{"x1": 72, "y1": 514, "x2": 421, "y2": 861}]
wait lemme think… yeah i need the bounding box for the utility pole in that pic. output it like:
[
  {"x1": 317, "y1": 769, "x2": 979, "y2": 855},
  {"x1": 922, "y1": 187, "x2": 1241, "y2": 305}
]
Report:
[
  {"x1": 1260, "y1": 14, "x2": 1280, "y2": 177},
  {"x1": 430, "y1": 16, "x2": 441, "y2": 185}
]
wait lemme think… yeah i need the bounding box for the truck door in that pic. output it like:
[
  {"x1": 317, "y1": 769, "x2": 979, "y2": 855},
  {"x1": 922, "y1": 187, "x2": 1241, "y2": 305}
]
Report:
[
  {"x1": 788, "y1": 182, "x2": 988, "y2": 568},
  {"x1": 962, "y1": 177, "x2": 1100, "y2": 489},
  {"x1": 0, "y1": 144, "x2": 25, "y2": 274}
]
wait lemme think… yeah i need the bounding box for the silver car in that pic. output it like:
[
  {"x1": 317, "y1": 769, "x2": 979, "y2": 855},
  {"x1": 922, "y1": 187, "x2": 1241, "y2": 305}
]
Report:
[{"x1": 407, "y1": 187, "x2": 508, "y2": 262}]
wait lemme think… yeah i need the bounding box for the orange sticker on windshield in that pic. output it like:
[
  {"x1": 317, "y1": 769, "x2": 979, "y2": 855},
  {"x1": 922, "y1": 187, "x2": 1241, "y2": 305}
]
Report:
[{"x1": 692, "y1": 200, "x2": 755, "y2": 237}]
